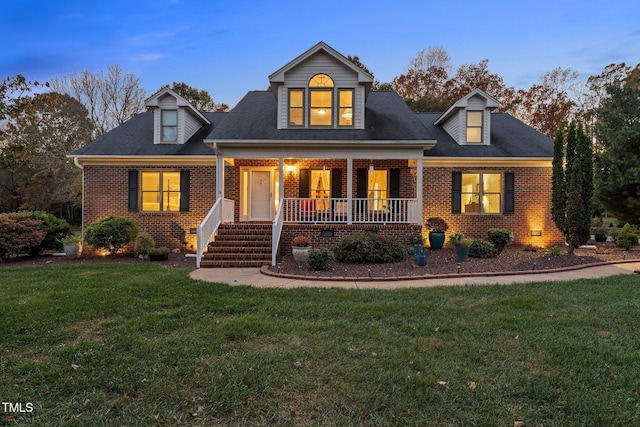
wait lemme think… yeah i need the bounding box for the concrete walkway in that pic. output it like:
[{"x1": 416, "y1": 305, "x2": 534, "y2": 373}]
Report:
[{"x1": 190, "y1": 261, "x2": 640, "y2": 289}]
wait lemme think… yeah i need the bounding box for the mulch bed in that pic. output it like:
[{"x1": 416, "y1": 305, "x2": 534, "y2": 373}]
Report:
[{"x1": 268, "y1": 241, "x2": 640, "y2": 279}]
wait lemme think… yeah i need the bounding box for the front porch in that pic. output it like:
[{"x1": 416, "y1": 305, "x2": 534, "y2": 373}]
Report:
[{"x1": 196, "y1": 139, "x2": 432, "y2": 267}]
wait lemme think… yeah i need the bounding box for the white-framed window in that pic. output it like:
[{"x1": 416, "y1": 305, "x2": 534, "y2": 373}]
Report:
[
  {"x1": 368, "y1": 169, "x2": 388, "y2": 211},
  {"x1": 466, "y1": 111, "x2": 483, "y2": 144},
  {"x1": 288, "y1": 89, "x2": 304, "y2": 126},
  {"x1": 161, "y1": 110, "x2": 177, "y2": 142},
  {"x1": 141, "y1": 171, "x2": 181, "y2": 212},
  {"x1": 309, "y1": 74, "x2": 334, "y2": 126},
  {"x1": 461, "y1": 172, "x2": 501, "y2": 213},
  {"x1": 339, "y1": 89, "x2": 354, "y2": 127}
]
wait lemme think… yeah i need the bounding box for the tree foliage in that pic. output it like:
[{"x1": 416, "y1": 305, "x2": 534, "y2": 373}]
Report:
[
  {"x1": 49, "y1": 65, "x2": 146, "y2": 136},
  {"x1": 158, "y1": 82, "x2": 229, "y2": 112},
  {"x1": 0, "y1": 92, "x2": 92, "y2": 219},
  {"x1": 551, "y1": 122, "x2": 593, "y2": 253},
  {"x1": 594, "y1": 69, "x2": 640, "y2": 225}
]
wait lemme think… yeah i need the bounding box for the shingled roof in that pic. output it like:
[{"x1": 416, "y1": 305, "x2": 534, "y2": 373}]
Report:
[
  {"x1": 206, "y1": 91, "x2": 434, "y2": 142},
  {"x1": 418, "y1": 113, "x2": 553, "y2": 158}
]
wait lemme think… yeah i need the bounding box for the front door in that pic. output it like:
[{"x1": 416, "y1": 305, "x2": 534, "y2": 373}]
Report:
[{"x1": 249, "y1": 170, "x2": 272, "y2": 220}]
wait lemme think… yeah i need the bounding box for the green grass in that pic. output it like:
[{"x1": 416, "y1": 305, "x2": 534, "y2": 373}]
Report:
[{"x1": 2, "y1": 264, "x2": 640, "y2": 426}]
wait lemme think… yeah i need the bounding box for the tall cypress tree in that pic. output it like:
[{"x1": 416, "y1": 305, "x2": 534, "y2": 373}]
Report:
[
  {"x1": 551, "y1": 121, "x2": 593, "y2": 254},
  {"x1": 551, "y1": 127, "x2": 567, "y2": 237}
]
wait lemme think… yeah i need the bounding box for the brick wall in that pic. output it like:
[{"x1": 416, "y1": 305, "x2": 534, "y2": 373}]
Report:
[
  {"x1": 422, "y1": 166, "x2": 564, "y2": 246},
  {"x1": 83, "y1": 164, "x2": 216, "y2": 251}
]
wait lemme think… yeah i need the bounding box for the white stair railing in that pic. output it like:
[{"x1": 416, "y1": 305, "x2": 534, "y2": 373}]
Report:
[
  {"x1": 196, "y1": 198, "x2": 226, "y2": 268},
  {"x1": 272, "y1": 200, "x2": 284, "y2": 266}
]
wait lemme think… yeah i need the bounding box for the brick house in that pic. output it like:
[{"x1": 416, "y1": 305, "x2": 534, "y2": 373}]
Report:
[{"x1": 71, "y1": 42, "x2": 563, "y2": 267}]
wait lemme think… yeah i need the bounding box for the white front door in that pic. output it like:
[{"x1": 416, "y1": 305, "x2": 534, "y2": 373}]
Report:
[{"x1": 249, "y1": 170, "x2": 272, "y2": 220}]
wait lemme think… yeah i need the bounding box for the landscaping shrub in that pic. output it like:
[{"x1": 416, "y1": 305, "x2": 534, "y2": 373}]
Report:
[
  {"x1": 0, "y1": 213, "x2": 46, "y2": 260},
  {"x1": 468, "y1": 238, "x2": 497, "y2": 258},
  {"x1": 134, "y1": 232, "x2": 155, "y2": 257},
  {"x1": 23, "y1": 211, "x2": 72, "y2": 255},
  {"x1": 615, "y1": 223, "x2": 639, "y2": 249},
  {"x1": 307, "y1": 247, "x2": 334, "y2": 271},
  {"x1": 85, "y1": 215, "x2": 139, "y2": 255},
  {"x1": 486, "y1": 228, "x2": 513, "y2": 254},
  {"x1": 333, "y1": 232, "x2": 406, "y2": 263}
]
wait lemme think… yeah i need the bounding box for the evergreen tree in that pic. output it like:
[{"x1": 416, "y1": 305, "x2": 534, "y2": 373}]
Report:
[
  {"x1": 594, "y1": 71, "x2": 640, "y2": 225},
  {"x1": 551, "y1": 127, "x2": 567, "y2": 236},
  {"x1": 551, "y1": 121, "x2": 593, "y2": 254}
]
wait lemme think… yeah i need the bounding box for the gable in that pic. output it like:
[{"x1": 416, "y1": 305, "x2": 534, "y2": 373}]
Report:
[{"x1": 434, "y1": 89, "x2": 500, "y2": 146}]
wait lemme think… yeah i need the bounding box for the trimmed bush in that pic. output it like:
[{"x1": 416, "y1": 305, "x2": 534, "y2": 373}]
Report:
[
  {"x1": 333, "y1": 232, "x2": 407, "y2": 263},
  {"x1": 307, "y1": 247, "x2": 334, "y2": 271},
  {"x1": 468, "y1": 238, "x2": 497, "y2": 259},
  {"x1": 22, "y1": 211, "x2": 72, "y2": 255},
  {"x1": 487, "y1": 228, "x2": 513, "y2": 255},
  {"x1": 134, "y1": 232, "x2": 155, "y2": 257},
  {"x1": 616, "y1": 223, "x2": 639, "y2": 249},
  {"x1": 85, "y1": 215, "x2": 139, "y2": 255},
  {"x1": 0, "y1": 213, "x2": 46, "y2": 260}
]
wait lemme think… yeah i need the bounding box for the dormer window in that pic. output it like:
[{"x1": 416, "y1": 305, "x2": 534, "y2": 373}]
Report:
[
  {"x1": 285, "y1": 73, "x2": 356, "y2": 128},
  {"x1": 310, "y1": 74, "x2": 334, "y2": 126},
  {"x1": 161, "y1": 110, "x2": 177, "y2": 142},
  {"x1": 466, "y1": 111, "x2": 483, "y2": 144}
]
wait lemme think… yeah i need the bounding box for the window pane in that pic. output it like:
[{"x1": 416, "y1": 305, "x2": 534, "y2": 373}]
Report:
[
  {"x1": 311, "y1": 170, "x2": 330, "y2": 210},
  {"x1": 339, "y1": 90, "x2": 353, "y2": 107},
  {"x1": 467, "y1": 127, "x2": 482, "y2": 143},
  {"x1": 483, "y1": 173, "x2": 501, "y2": 193},
  {"x1": 311, "y1": 90, "x2": 332, "y2": 107},
  {"x1": 289, "y1": 90, "x2": 303, "y2": 107},
  {"x1": 339, "y1": 90, "x2": 354, "y2": 126},
  {"x1": 163, "y1": 172, "x2": 181, "y2": 192},
  {"x1": 309, "y1": 74, "x2": 334, "y2": 87},
  {"x1": 142, "y1": 192, "x2": 161, "y2": 211},
  {"x1": 142, "y1": 172, "x2": 160, "y2": 191},
  {"x1": 482, "y1": 194, "x2": 501, "y2": 213},
  {"x1": 289, "y1": 109, "x2": 303, "y2": 126},
  {"x1": 462, "y1": 173, "x2": 480, "y2": 211},
  {"x1": 310, "y1": 108, "x2": 332, "y2": 125},
  {"x1": 368, "y1": 170, "x2": 388, "y2": 210},
  {"x1": 163, "y1": 191, "x2": 181, "y2": 211},
  {"x1": 467, "y1": 111, "x2": 482, "y2": 126}
]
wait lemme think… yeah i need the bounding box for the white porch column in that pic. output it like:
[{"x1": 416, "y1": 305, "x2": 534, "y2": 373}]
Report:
[
  {"x1": 416, "y1": 156, "x2": 423, "y2": 225},
  {"x1": 216, "y1": 155, "x2": 224, "y2": 200},
  {"x1": 278, "y1": 157, "x2": 284, "y2": 207},
  {"x1": 347, "y1": 157, "x2": 353, "y2": 224}
]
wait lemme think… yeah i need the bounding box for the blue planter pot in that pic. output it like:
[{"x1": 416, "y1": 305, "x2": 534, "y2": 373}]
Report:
[
  {"x1": 455, "y1": 245, "x2": 469, "y2": 262},
  {"x1": 429, "y1": 232, "x2": 446, "y2": 250},
  {"x1": 414, "y1": 250, "x2": 428, "y2": 266}
]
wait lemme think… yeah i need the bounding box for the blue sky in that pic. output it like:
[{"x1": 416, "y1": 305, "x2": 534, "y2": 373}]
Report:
[{"x1": 2, "y1": 0, "x2": 639, "y2": 108}]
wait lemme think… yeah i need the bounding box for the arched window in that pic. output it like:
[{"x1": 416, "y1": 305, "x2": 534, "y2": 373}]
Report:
[{"x1": 309, "y1": 74, "x2": 334, "y2": 126}]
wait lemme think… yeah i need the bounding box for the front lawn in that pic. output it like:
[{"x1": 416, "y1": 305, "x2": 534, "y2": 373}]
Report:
[{"x1": 2, "y1": 264, "x2": 640, "y2": 426}]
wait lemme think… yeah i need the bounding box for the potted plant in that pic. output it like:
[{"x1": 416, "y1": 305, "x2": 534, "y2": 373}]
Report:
[
  {"x1": 407, "y1": 231, "x2": 424, "y2": 255},
  {"x1": 291, "y1": 236, "x2": 312, "y2": 263},
  {"x1": 425, "y1": 217, "x2": 448, "y2": 250},
  {"x1": 449, "y1": 231, "x2": 471, "y2": 262},
  {"x1": 149, "y1": 246, "x2": 170, "y2": 261},
  {"x1": 413, "y1": 245, "x2": 428, "y2": 266},
  {"x1": 61, "y1": 234, "x2": 82, "y2": 258},
  {"x1": 593, "y1": 227, "x2": 608, "y2": 242}
]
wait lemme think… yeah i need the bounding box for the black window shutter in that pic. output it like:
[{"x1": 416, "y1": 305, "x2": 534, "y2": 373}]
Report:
[
  {"x1": 504, "y1": 172, "x2": 515, "y2": 214},
  {"x1": 299, "y1": 169, "x2": 310, "y2": 198},
  {"x1": 180, "y1": 170, "x2": 190, "y2": 212},
  {"x1": 389, "y1": 168, "x2": 401, "y2": 212},
  {"x1": 331, "y1": 168, "x2": 342, "y2": 198},
  {"x1": 128, "y1": 169, "x2": 138, "y2": 212},
  {"x1": 451, "y1": 171, "x2": 462, "y2": 214},
  {"x1": 356, "y1": 168, "x2": 368, "y2": 198}
]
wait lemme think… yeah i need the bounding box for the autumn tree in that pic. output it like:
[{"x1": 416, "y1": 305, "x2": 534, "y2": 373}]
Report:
[
  {"x1": 594, "y1": 66, "x2": 640, "y2": 225},
  {"x1": 444, "y1": 59, "x2": 515, "y2": 109},
  {"x1": 50, "y1": 65, "x2": 146, "y2": 136},
  {"x1": 1, "y1": 93, "x2": 92, "y2": 220},
  {"x1": 509, "y1": 67, "x2": 578, "y2": 138},
  {"x1": 158, "y1": 82, "x2": 229, "y2": 112}
]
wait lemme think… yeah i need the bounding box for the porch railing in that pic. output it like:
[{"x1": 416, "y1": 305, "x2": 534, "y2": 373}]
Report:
[
  {"x1": 272, "y1": 200, "x2": 284, "y2": 266},
  {"x1": 196, "y1": 198, "x2": 234, "y2": 268},
  {"x1": 281, "y1": 198, "x2": 418, "y2": 224}
]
